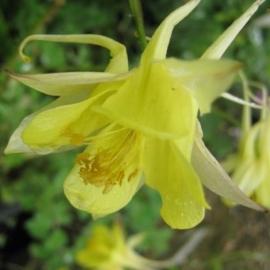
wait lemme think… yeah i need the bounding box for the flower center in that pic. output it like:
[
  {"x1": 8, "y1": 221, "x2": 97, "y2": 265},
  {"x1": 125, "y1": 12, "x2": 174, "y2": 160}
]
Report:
[{"x1": 75, "y1": 129, "x2": 141, "y2": 194}]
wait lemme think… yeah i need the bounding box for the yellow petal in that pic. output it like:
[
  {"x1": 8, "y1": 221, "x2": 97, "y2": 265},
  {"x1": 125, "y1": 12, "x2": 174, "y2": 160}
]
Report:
[
  {"x1": 141, "y1": 0, "x2": 200, "y2": 61},
  {"x1": 142, "y1": 137, "x2": 208, "y2": 229},
  {"x1": 76, "y1": 230, "x2": 111, "y2": 268},
  {"x1": 160, "y1": 58, "x2": 242, "y2": 114},
  {"x1": 191, "y1": 122, "x2": 265, "y2": 212},
  {"x1": 240, "y1": 122, "x2": 261, "y2": 158},
  {"x1": 221, "y1": 154, "x2": 238, "y2": 173},
  {"x1": 258, "y1": 116, "x2": 270, "y2": 159},
  {"x1": 76, "y1": 250, "x2": 109, "y2": 268},
  {"x1": 7, "y1": 70, "x2": 130, "y2": 96},
  {"x1": 232, "y1": 159, "x2": 266, "y2": 196},
  {"x1": 19, "y1": 34, "x2": 128, "y2": 73},
  {"x1": 64, "y1": 125, "x2": 143, "y2": 216},
  {"x1": 202, "y1": 0, "x2": 265, "y2": 59},
  {"x1": 233, "y1": 116, "x2": 270, "y2": 205},
  {"x1": 5, "y1": 91, "x2": 90, "y2": 154},
  {"x1": 22, "y1": 101, "x2": 90, "y2": 149},
  {"x1": 94, "y1": 61, "x2": 198, "y2": 139},
  {"x1": 255, "y1": 169, "x2": 270, "y2": 208},
  {"x1": 64, "y1": 153, "x2": 142, "y2": 217},
  {"x1": 21, "y1": 90, "x2": 111, "y2": 151}
]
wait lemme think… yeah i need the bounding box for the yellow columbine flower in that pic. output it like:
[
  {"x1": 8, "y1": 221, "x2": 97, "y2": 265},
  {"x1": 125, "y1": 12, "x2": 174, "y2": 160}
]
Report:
[
  {"x1": 75, "y1": 223, "x2": 207, "y2": 270},
  {"x1": 76, "y1": 223, "x2": 151, "y2": 270},
  {"x1": 223, "y1": 75, "x2": 270, "y2": 208},
  {"x1": 5, "y1": 0, "x2": 265, "y2": 229}
]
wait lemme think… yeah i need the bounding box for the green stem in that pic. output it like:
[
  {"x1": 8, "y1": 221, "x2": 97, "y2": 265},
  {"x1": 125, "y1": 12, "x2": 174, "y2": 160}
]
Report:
[
  {"x1": 211, "y1": 106, "x2": 241, "y2": 128},
  {"x1": 239, "y1": 71, "x2": 251, "y2": 134},
  {"x1": 129, "y1": 0, "x2": 147, "y2": 50}
]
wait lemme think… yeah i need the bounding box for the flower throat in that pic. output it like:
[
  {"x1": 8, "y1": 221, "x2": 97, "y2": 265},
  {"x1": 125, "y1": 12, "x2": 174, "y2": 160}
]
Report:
[{"x1": 75, "y1": 129, "x2": 140, "y2": 194}]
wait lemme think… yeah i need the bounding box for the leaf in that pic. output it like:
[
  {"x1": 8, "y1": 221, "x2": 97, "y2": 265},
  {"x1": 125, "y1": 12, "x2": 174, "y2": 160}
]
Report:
[{"x1": 26, "y1": 213, "x2": 51, "y2": 239}]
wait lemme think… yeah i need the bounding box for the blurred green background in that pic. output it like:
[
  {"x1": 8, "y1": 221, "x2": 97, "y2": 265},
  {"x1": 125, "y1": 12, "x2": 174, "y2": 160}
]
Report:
[{"x1": 1, "y1": 0, "x2": 270, "y2": 269}]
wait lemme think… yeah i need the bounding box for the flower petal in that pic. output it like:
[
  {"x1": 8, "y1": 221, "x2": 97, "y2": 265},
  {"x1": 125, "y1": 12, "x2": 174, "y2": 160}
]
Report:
[
  {"x1": 94, "y1": 61, "x2": 198, "y2": 139},
  {"x1": 191, "y1": 122, "x2": 265, "y2": 212},
  {"x1": 22, "y1": 101, "x2": 109, "y2": 152},
  {"x1": 142, "y1": 0, "x2": 200, "y2": 61},
  {"x1": 201, "y1": 0, "x2": 265, "y2": 59},
  {"x1": 64, "y1": 149, "x2": 142, "y2": 217},
  {"x1": 159, "y1": 58, "x2": 242, "y2": 114},
  {"x1": 255, "y1": 169, "x2": 270, "y2": 208},
  {"x1": 5, "y1": 91, "x2": 90, "y2": 154},
  {"x1": 142, "y1": 138, "x2": 208, "y2": 229},
  {"x1": 4, "y1": 116, "x2": 37, "y2": 154},
  {"x1": 19, "y1": 34, "x2": 129, "y2": 73},
  {"x1": 7, "y1": 70, "x2": 130, "y2": 96},
  {"x1": 232, "y1": 159, "x2": 266, "y2": 196}
]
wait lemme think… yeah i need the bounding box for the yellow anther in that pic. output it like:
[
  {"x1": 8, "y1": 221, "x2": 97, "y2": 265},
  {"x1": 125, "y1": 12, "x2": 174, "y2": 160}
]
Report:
[
  {"x1": 70, "y1": 133, "x2": 85, "y2": 146},
  {"x1": 76, "y1": 153, "x2": 91, "y2": 167},
  {"x1": 62, "y1": 127, "x2": 85, "y2": 146},
  {"x1": 103, "y1": 183, "x2": 114, "y2": 194},
  {"x1": 128, "y1": 169, "x2": 138, "y2": 182},
  {"x1": 76, "y1": 129, "x2": 141, "y2": 194}
]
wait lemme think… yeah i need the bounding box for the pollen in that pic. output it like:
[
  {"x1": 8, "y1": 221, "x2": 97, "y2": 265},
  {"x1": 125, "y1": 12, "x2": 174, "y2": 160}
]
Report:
[
  {"x1": 76, "y1": 129, "x2": 140, "y2": 194},
  {"x1": 62, "y1": 127, "x2": 85, "y2": 146}
]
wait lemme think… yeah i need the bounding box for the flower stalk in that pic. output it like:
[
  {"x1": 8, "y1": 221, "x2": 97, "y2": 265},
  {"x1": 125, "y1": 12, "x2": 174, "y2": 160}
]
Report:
[{"x1": 129, "y1": 0, "x2": 148, "y2": 50}]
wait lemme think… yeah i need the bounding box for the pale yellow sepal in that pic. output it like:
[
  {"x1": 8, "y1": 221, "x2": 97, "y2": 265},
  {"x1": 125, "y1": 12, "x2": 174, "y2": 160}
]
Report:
[
  {"x1": 159, "y1": 58, "x2": 242, "y2": 114},
  {"x1": 4, "y1": 115, "x2": 39, "y2": 154},
  {"x1": 7, "y1": 70, "x2": 130, "y2": 96},
  {"x1": 94, "y1": 61, "x2": 198, "y2": 140},
  {"x1": 141, "y1": 0, "x2": 200, "y2": 61},
  {"x1": 191, "y1": 122, "x2": 265, "y2": 212},
  {"x1": 202, "y1": 0, "x2": 265, "y2": 59}
]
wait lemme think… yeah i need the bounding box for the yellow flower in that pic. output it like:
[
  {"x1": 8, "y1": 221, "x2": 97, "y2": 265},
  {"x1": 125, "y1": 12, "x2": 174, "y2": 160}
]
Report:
[
  {"x1": 76, "y1": 223, "x2": 209, "y2": 270},
  {"x1": 223, "y1": 76, "x2": 270, "y2": 208},
  {"x1": 5, "y1": 0, "x2": 265, "y2": 229},
  {"x1": 75, "y1": 223, "x2": 151, "y2": 270}
]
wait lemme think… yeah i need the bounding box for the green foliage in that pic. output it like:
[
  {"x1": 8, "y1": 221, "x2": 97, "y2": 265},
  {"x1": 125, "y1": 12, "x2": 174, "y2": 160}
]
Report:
[{"x1": 124, "y1": 186, "x2": 173, "y2": 255}]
